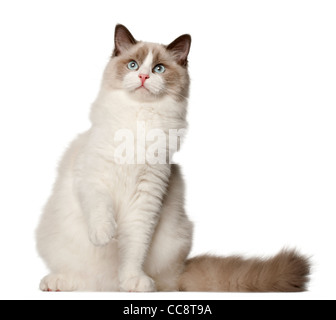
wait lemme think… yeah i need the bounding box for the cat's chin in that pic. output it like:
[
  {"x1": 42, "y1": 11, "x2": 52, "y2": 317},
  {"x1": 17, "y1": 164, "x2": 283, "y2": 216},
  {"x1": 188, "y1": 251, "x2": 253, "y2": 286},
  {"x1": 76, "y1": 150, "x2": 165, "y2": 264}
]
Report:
[{"x1": 127, "y1": 87, "x2": 162, "y2": 102}]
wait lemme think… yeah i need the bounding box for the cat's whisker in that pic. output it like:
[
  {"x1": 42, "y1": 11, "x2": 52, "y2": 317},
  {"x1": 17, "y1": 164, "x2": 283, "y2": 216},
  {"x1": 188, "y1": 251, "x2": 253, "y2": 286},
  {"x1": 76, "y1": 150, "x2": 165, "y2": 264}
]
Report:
[{"x1": 165, "y1": 87, "x2": 188, "y2": 101}]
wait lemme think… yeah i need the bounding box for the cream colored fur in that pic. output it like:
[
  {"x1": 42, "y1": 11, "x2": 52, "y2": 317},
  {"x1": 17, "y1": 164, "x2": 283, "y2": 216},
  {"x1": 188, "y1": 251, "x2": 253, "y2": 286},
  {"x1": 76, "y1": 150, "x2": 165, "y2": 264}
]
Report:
[{"x1": 36, "y1": 80, "x2": 192, "y2": 292}]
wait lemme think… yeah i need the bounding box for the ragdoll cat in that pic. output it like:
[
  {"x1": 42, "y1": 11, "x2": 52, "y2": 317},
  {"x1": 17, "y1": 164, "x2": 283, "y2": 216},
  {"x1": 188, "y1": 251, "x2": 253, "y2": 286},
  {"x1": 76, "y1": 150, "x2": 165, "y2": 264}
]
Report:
[{"x1": 36, "y1": 25, "x2": 310, "y2": 292}]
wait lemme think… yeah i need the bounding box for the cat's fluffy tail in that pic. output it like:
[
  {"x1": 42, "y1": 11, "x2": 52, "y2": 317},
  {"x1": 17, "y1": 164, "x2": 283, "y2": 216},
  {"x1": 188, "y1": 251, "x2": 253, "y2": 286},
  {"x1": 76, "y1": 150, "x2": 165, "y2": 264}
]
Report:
[{"x1": 178, "y1": 249, "x2": 310, "y2": 292}]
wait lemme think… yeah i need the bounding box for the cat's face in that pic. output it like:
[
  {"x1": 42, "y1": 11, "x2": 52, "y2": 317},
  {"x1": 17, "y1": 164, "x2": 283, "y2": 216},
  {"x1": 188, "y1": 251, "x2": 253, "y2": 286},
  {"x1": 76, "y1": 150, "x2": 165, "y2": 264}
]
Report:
[{"x1": 103, "y1": 25, "x2": 191, "y2": 102}]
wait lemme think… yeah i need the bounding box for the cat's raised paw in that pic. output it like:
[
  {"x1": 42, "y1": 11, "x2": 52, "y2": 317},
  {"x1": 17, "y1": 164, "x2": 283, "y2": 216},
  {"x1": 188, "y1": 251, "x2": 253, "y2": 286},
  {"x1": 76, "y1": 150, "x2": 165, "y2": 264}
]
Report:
[
  {"x1": 89, "y1": 219, "x2": 116, "y2": 246},
  {"x1": 120, "y1": 274, "x2": 156, "y2": 292}
]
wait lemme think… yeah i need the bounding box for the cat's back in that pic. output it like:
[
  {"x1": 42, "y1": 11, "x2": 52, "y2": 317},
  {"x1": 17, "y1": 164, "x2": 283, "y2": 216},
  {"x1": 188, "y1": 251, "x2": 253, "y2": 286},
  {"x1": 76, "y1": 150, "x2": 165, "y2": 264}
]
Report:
[
  {"x1": 57, "y1": 131, "x2": 91, "y2": 176},
  {"x1": 37, "y1": 131, "x2": 90, "y2": 230},
  {"x1": 36, "y1": 131, "x2": 92, "y2": 260}
]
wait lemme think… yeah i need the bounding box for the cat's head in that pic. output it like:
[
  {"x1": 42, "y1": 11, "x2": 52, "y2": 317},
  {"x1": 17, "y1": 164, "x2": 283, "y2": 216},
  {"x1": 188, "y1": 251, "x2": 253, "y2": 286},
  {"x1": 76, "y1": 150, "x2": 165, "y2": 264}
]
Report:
[{"x1": 103, "y1": 24, "x2": 191, "y2": 102}]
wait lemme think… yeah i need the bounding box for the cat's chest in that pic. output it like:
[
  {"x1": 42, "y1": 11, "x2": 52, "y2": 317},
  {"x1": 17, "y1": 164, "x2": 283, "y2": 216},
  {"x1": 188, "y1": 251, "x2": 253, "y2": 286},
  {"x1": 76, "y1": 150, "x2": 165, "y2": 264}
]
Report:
[
  {"x1": 136, "y1": 105, "x2": 156, "y2": 121},
  {"x1": 106, "y1": 162, "x2": 169, "y2": 216},
  {"x1": 126, "y1": 104, "x2": 167, "y2": 133}
]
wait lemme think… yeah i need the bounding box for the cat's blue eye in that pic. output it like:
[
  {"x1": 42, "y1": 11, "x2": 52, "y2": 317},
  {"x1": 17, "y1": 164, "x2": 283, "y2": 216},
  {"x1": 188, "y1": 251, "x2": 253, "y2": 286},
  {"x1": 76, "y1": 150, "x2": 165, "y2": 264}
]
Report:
[
  {"x1": 153, "y1": 64, "x2": 166, "y2": 74},
  {"x1": 128, "y1": 61, "x2": 139, "y2": 71}
]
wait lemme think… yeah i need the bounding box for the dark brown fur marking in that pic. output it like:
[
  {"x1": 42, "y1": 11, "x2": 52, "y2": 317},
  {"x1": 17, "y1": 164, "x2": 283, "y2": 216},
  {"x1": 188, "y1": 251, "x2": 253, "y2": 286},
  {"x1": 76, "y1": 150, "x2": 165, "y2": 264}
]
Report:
[{"x1": 179, "y1": 249, "x2": 310, "y2": 292}]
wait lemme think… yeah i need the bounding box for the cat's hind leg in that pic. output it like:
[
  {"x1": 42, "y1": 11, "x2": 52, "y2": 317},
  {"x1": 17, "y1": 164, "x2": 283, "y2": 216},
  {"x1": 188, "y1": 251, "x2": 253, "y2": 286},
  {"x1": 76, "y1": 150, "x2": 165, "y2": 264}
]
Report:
[
  {"x1": 40, "y1": 273, "x2": 89, "y2": 292},
  {"x1": 144, "y1": 165, "x2": 193, "y2": 292}
]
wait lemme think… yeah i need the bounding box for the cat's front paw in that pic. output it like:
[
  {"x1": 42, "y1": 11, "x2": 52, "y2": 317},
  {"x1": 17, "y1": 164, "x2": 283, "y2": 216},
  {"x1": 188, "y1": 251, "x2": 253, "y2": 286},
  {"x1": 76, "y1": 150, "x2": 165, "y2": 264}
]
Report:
[
  {"x1": 120, "y1": 273, "x2": 156, "y2": 292},
  {"x1": 89, "y1": 219, "x2": 117, "y2": 246}
]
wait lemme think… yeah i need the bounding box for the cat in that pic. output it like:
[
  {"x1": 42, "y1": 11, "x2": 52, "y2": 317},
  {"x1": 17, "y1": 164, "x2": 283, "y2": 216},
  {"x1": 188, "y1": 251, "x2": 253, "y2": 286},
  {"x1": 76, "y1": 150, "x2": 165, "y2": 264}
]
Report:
[{"x1": 36, "y1": 24, "x2": 310, "y2": 292}]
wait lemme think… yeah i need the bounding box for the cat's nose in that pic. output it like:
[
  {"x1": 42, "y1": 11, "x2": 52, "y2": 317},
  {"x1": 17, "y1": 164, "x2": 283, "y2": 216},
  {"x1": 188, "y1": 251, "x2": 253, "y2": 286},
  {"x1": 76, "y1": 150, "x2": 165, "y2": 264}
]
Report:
[{"x1": 139, "y1": 74, "x2": 150, "y2": 86}]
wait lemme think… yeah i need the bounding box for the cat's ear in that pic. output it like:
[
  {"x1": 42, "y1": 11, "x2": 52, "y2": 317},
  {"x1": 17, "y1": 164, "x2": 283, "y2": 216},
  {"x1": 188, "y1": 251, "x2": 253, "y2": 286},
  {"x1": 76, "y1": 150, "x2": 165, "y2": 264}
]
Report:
[
  {"x1": 167, "y1": 34, "x2": 192, "y2": 67},
  {"x1": 113, "y1": 24, "x2": 137, "y2": 57}
]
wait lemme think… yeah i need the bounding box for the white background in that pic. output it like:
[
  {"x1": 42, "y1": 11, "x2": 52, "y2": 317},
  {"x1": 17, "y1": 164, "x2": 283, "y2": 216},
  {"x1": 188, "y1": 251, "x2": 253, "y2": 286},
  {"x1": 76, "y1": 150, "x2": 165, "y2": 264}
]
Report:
[{"x1": 0, "y1": 0, "x2": 335, "y2": 300}]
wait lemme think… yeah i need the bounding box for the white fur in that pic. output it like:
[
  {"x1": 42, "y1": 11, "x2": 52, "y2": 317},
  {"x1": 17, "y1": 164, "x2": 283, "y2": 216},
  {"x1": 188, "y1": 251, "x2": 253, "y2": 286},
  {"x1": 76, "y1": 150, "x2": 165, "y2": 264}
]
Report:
[
  {"x1": 139, "y1": 50, "x2": 154, "y2": 74},
  {"x1": 36, "y1": 82, "x2": 193, "y2": 291},
  {"x1": 123, "y1": 51, "x2": 165, "y2": 96}
]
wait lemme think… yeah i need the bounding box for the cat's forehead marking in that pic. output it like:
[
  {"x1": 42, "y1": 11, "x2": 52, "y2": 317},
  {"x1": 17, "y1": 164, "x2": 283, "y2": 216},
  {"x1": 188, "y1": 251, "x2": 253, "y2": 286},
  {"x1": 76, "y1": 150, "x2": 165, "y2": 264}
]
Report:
[
  {"x1": 134, "y1": 45, "x2": 150, "y2": 64},
  {"x1": 139, "y1": 50, "x2": 154, "y2": 74},
  {"x1": 134, "y1": 43, "x2": 168, "y2": 65}
]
